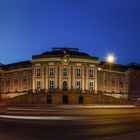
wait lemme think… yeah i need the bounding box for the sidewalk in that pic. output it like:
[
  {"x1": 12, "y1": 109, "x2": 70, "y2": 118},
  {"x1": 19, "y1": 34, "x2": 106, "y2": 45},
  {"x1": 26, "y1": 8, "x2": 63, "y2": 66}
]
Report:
[{"x1": 57, "y1": 104, "x2": 136, "y2": 109}]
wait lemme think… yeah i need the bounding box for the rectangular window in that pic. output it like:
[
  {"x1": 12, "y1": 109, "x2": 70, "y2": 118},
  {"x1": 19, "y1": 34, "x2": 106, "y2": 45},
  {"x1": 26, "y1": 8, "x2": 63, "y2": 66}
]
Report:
[
  {"x1": 36, "y1": 81, "x2": 41, "y2": 90},
  {"x1": 76, "y1": 80, "x2": 81, "y2": 90},
  {"x1": 76, "y1": 68, "x2": 81, "y2": 77},
  {"x1": 14, "y1": 76, "x2": 18, "y2": 83},
  {"x1": 104, "y1": 75, "x2": 107, "y2": 84},
  {"x1": 63, "y1": 68, "x2": 68, "y2": 76},
  {"x1": 120, "y1": 88, "x2": 123, "y2": 93},
  {"x1": 23, "y1": 86, "x2": 27, "y2": 92},
  {"x1": 120, "y1": 78, "x2": 124, "y2": 85},
  {"x1": 112, "y1": 87, "x2": 115, "y2": 93},
  {"x1": 49, "y1": 68, "x2": 55, "y2": 76},
  {"x1": 15, "y1": 87, "x2": 18, "y2": 93},
  {"x1": 89, "y1": 81, "x2": 94, "y2": 91},
  {"x1": 36, "y1": 67, "x2": 41, "y2": 77},
  {"x1": 89, "y1": 69, "x2": 94, "y2": 77},
  {"x1": 49, "y1": 80, "x2": 55, "y2": 90},
  {"x1": 112, "y1": 77, "x2": 115, "y2": 84},
  {"x1": 7, "y1": 87, "x2": 10, "y2": 93}
]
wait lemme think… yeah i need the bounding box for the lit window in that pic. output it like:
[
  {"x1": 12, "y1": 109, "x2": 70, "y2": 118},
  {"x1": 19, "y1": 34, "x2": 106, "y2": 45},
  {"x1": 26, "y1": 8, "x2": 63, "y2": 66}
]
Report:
[
  {"x1": 23, "y1": 86, "x2": 27, "y2": 92},
  {"x1": 120, "y1": 88, "x2": 123, "y2": 93},
  {"x1": 112, "y1": 77, "x2": 115, "y2": 84},
  {"x1": 15, "y1": 87, "x2": 18, "y2": 93},
  {"x1": 14, "y1": 75, "x2": 18, "y2": 83},
  {"x1": 36, "y1": 81, "x2": 41, "y2": 90},
  {"x1": 120, "y1": 78, "x2": 124, "y2": 84},
  {"x1": 23, "y1": 75, "x2": 27, "y2": 82},
  {"x1": 36, "y1": 67, "x2": 41, "y2": 77},
  {"x1": 49, "y1": 80, "x2": 55, "y2": 90},
  {"x1": 104, "y1": 75, "x2": 107, "y2": 84},
  {"x1": 76, "y1": 68, "x2": 81, "y2": 77},
  {"x1": 7, "y1": 87, "x2": 10, "y2": 93},
  {"x1": 6, "y1": 78, "x2": 10, "y2": 84},
  {"x1": 76, "y1": 80, "x2": 81, "y2": 90},
  {"x1": 89, "y1": 69, "x2": 94, "y2": 77},
  {"x1": 112, "y1": 87, "x2": 115, "y2": 93},
  {"x1": 63, "y1": 68, "x2": 68, "y2": 76},
  {"x1": 49, "y1": 68, "x2": 55, "y2": 76},
  {"x1": 89, "y1": 81, "x2": 94, "y2": 91}
]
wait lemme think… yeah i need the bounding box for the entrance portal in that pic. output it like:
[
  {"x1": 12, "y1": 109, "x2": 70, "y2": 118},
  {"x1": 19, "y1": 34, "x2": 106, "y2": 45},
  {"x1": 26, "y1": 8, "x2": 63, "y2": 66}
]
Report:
[
  {"x1": 47, "y1": 95, "x2": 52, "y2": 104},
  {"x1": 62, "y1": 95, "x2": 68, "y2": 104},
  {"x1": 79, "y1": 95, "x2": 84, "y2": 104}
]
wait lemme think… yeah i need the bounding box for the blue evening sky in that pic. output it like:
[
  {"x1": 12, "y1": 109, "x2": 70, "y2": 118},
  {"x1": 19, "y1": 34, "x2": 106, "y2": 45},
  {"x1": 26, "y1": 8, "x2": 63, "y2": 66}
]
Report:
[{"x1": 0, "y1": 0, "x2": 140, "y2": 64}]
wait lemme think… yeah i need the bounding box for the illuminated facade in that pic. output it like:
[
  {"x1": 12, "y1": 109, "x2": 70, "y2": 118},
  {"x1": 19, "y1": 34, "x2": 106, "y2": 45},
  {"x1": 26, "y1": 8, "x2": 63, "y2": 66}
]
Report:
[{"x1": 0, "y1": 48, "x2": 140, "y2": 104}]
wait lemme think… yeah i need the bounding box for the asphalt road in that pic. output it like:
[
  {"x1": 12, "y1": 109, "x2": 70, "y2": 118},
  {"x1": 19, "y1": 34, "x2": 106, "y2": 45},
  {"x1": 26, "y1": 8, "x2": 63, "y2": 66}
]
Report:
[{"x1": 0, "y1": 108, "x2": 140, "y2": 140}]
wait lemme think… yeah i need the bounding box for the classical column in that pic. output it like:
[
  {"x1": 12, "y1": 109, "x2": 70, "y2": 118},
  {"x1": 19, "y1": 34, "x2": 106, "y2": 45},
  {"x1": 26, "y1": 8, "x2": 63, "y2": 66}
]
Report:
[
  {"x1": 68, "y1": 65, "x2": 71, "y2": 90},
  {"x1": 41, "y1": 64, "x2": 44, "y2": 90},
  {"x1": 55, "y1": 64, "x2": 58, "y2": 89},
  {"x1": 109, "y1": 74, "x2": 112, "y2": 93},
  {"x1": 19, "y1": 72, "x2": 22, "y2": 92},
  {"x1": 94, "y1": 67, "x2": 98, "y2": 93},
  {"x1": 86, "y1": 66, "x2": 88, "y2": 90},
  {"x1": 32, "y1": 65, "x2": 36, "y2": 93},
  {"x1": 82, "y1": 65, "x2": 85, "y2": 91},
  {"x1": 57, "y1": 64, "x2": 59, "y2": 89},
  {"x1": 59, "y1": 64, "x2": 62, "y2": 90},
  {"x1": 46, "y1": 65, "x2": 48, "y2": 91},
  {"x1": 72, "y1": 64, "x2": 75, "y2": 89},
  {"x1": 71, "y1": 64, "x2": 73, "y2": 90}
]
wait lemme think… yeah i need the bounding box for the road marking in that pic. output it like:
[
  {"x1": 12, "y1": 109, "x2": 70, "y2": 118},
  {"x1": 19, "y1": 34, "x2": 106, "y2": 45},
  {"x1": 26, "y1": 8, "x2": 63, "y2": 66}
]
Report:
[{"x1": 0, "y1": 115, "x2": 90, "y2": 120}]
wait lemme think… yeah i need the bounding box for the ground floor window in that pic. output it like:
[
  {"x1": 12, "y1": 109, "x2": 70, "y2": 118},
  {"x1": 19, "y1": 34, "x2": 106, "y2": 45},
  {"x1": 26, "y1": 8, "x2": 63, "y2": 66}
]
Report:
[
  {"x1": 89, "y1": 80, "x2": 94, "y2": 91},
  {"x1": 76, "y1": 80, "x2": 81, "y2": 90},
  {"x1": 36, "y1": 81, "x2": 41, "y2": 90},
  {"x1": 47, "y1": 95, "x2": 52, "y2": 104},
  {"x1": 49, "y1": 80, "x2": 55, "y2": 90},
  {"x1": 112, "y1": 87, "x2": 115, "y2": 93}
]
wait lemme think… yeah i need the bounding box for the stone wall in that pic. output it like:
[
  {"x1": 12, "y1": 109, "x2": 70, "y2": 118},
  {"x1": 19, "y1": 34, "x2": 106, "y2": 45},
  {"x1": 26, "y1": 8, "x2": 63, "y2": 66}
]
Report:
[
  {"x1": 6, "y1": 93, "x2": 130, "y2": 105},
  {"x1": 1, "y1": 92, "x2": 28, "y2": 100}
]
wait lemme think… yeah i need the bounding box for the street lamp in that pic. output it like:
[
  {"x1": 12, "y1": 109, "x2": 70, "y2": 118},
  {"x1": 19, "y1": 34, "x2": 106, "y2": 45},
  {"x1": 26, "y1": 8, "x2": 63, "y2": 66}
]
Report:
[{"x1": 106, "y1": 53, "x2": 116, "y2": 64}]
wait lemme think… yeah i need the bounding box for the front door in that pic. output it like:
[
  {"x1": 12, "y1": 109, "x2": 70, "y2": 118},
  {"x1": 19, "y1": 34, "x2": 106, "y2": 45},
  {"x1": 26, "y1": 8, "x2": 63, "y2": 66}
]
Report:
[
  {"x1": 62, "y1": 95, "x2": 68, "y2": 104},
  {"x1": 79, "y1": 95, "x2": 84, "y2": 104}
]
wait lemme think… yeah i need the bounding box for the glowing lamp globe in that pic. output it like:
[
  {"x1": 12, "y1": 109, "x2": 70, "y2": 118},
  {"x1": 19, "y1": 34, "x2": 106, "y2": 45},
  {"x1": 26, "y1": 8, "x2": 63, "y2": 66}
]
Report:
[{"x1": 106, "y1": 53, "x2": 116, "y2": 63}]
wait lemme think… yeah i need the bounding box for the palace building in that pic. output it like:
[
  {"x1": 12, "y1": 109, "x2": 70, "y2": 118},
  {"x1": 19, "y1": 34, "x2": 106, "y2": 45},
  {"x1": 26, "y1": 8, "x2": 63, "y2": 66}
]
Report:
[{"x1": 0, "y1": 48, "x2": 140, "y2": 104}]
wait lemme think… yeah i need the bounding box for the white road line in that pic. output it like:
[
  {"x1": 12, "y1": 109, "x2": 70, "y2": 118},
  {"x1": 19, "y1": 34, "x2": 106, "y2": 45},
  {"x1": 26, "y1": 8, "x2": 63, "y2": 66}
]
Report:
[{"x1": 0, "y1": 115, "x2": 90, "y2": 120}]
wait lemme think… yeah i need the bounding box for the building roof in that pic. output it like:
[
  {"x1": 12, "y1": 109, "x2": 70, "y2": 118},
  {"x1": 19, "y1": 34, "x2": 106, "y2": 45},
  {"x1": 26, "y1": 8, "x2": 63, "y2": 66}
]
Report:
[
  {"x1": 32, "y1": 47, "x2": 99, "y2": 60},
  {"x1": 127, "y1": 62, "x2": 140, "y2": 70},
  {"x1": 4, "y1": 60, "x2": 31, "y2": 71},
  {"x1": 99, "y1": 61, "x2": 128, "y2": 71}
]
